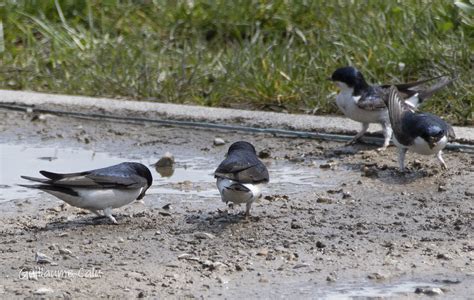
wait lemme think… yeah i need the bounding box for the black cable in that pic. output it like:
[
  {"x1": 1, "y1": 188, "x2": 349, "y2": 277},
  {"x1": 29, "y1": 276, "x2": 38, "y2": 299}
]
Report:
[{"x1": 1, "y1": 102, "x2": 472, "y2": 152}]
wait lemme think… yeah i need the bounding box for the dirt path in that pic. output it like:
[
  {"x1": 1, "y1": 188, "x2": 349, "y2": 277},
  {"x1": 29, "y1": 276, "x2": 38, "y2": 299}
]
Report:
[{"x1": 0, "y1": 109, "x2": 473, "y2": 299}]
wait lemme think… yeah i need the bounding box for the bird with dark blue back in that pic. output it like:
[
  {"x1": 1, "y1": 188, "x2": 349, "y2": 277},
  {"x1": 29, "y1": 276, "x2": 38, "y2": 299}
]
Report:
[
  {"x1": 387, "y1": 86, "x2": 455, "y2": 171},
  {"x1": 20, "y1": 162, "x2": 153, "y2": 224},
  {"x1": 330, "y1": 66, "x2": 452, "y2": 151},
  {"x1": 214, "y1": 141, "x2": 269, "y2": 216}
]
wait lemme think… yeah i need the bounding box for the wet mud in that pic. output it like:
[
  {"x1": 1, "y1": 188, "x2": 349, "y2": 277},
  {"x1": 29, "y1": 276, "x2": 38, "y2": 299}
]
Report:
[{"x1": 0, "y1": 109, "x2": 473, "y2": 298}]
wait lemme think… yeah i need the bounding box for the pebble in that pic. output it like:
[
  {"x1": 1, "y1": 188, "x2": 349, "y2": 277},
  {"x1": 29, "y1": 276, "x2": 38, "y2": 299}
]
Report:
[
  {"x1": 326, "y1": 274, "x2": 337, "y2": 282},
  {"x1": 194, "y1": 232, "x2": 215, "y2": 240},
  {"x1": 320, "y1": 162, "x2": 336, "y2": 169},
  {"x1": 35, "y1": 251, "x2": 53, "y2": 264},
  {"x1": 342, "y1": 192, "x2": 352, "y2": 199},
  {"x1": 293, "y1": 263, "x2": 310, "y2": 269},
  {"x1": 213, "y1": 138, "x2": 226, "y2": 146},
  {"x1": 316, "y1": 197, "x2": 333, "y2": 204},
  {"x1": 33, "y1": 287, "x2": 53, "y2": 295},
  {"x1": 137, "y1": 291, "x2": 146, "y2": 298},
  {"x1": 154, "y1": 152, "x2": 175, "y2": 167},
  {"x1": 367, "y1": 272, "x2": 386, "y2": 280},
  {"x1": 436, "y1": 253, "x2": 452, "y2": 260},
  {"x1": 58, "y1": 248, "x2": 72, "y2": 255},
  {"x1": 290, "y1": 220, "x2": 303, "y2": 229},
  {"x1": 316, "y1": 241, "x2": 326, "y2": 248},
  {"x1": 414, "y1": 287, "x2": 443, "y2": 296},
  {"x1": 256, "y1": 249, "x2": 269, "y2": 256},
  {"x1": 177, "y1": 253, "x2": 200, "y2": 261},
  {"x1": 362, "y1": 166, "x2": 378, "y2": 177},
  {"x1": 438, "y1": 185, "x2": 447, "y2": 192},
  {"x1": 258, "y1": 149, "x2": 271, "y2": 159}
]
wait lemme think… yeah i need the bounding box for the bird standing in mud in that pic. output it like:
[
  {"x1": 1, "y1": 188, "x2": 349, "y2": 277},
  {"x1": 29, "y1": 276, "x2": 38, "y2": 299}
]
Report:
[
  {"x1": 329, "y1": 66, "x2": 452, "y2": 151},
  {"x1": 214, "y1": 141, "x2": 269, "y2": 217},
  {"x1": 20, "y1": 162, "x2": 153, "y2": 224},
  {"x1": 387, "y1": 86, "x2": 455, "y2": 171}
]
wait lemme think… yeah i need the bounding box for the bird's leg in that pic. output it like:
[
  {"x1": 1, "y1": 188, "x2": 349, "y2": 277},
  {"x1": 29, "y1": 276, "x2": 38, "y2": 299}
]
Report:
[
  {"x1": 377, "y1": 122, "x2": 393, "y2": 151},
  {"x1": 103, "y1": 207, "x2": 118, "y2": 224},
  {"x1": 347, "y1": 123, "x2": 369, "y2": 145},
  {"x1": 436, "y1": 151, "x2": 447, "y2": 170},
  {"x1": 398, "y1": 148, "x2": 407, "y2": 172},
  {"x1": 245, "y1": 202, "x2": 252, "y2": 218}
]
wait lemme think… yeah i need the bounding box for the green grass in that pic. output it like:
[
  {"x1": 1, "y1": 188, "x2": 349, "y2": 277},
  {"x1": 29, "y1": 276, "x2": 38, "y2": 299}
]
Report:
[{"x1": 0, "y1": 0, "x2": 472, "y2": 125}]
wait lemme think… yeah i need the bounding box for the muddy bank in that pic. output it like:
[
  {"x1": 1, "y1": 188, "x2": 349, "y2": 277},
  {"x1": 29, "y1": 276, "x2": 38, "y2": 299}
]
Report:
[{"x1": 0, "y1": 109, "x2": 473, "y2": 299}]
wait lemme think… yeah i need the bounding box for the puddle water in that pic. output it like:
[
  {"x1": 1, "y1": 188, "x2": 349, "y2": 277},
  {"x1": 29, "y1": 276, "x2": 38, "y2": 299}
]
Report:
[
  {"x1": 261, "y1": 280, "x2": 439, "y2": 299},
  {"x1": 1, "y1": 143, "x2": 335, "y2": 204}
]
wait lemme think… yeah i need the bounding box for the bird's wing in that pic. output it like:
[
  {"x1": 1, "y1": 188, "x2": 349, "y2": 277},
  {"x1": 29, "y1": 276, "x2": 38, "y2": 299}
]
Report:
[
  {"x1": 214, "y1": 153, "x2": 269, "y2": 184},
  {"x1": 388, "y1": 86, "x2": 415, "y2": 146},
  {"x1": 224, "y1": 182, "x2": 251, "y2": 193},
  {"x1": 34, "y1": 170, "x2": 146, "y2": 189},
  {"x1": 355, "y1": 87, "x2": 387, "y2": 111},
  {"x1": 382, "y1": 75, "x2": 453, "y2": 102},
  {"x1": 18, "y1": 184, "x2": 79, "y2": 196}
]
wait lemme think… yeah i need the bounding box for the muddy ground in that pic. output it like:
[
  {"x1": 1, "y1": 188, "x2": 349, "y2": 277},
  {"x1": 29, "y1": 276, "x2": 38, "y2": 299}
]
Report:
[{"x1": 0, "y1": 108, "x2": 473, "y2": 299}]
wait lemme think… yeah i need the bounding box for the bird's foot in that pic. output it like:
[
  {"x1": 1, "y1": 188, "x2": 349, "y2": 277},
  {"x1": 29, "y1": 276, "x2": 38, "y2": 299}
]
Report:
[
  {"x1": 103, "y1": 208, "x2": 118, "y2": 224},
  {"x1": 345, "y1": 138, "x2": 359, "y2": 146},
  {"x1": 376, "y1": 146, "x2": 388, "y2": 152}
]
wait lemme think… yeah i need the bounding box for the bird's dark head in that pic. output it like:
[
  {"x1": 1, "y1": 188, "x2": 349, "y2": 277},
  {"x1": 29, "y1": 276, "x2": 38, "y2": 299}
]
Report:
[
  {"x1": 424, "y1": 126, "x2": 445, "y2": 149},
  {"x1": 131, "y1": 163, "x2": 153, "y2": 189},
  {"x1": 227, "y1": 141, "x2": 257, "y2": 155},
  {"x1": 330, "y1": 66, "x2": 369, "y2": 94}
]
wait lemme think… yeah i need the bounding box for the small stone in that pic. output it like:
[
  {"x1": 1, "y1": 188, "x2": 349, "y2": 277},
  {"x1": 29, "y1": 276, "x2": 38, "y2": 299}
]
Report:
[
  {"x1": 117, "y1": 237, "x2": 125, "y2": 243},
  {"x1": 293, "y1": 263, "x2": 310, "y2": 269},
  {"x1": 159, "y1": 211, "x2": 172, "y2": 217},
  {"x1": 342, "y1": 192, "x2": 352, "y2": 199},
  {"x1": 258, "y1": 149, "x2": 271, "y2": 159},
  {"x1": 291, "y1": 220, "x2": 303, "y2": 229},
  {"x1": 137, "y1": 291, "x2": 146, "y2": 298},
  {"x1": 316, "y1": 197, "x2": 333, "y2": 204},
  {"x1": 259, "y1": 277, "x2": 269, "y2": 283},
  {"x1": 316, "y1": 241, "x2": 326, "y2": 248},
  {"x1": 415, "y1": 287, "x2": 443, "y2": 295},
  {"x1": 177, "y1": 254, "x2": 200, "y2": 261},
  {"x1": 162, "y1": 203, "x2": 171, "y2": 210},
  {"x1": 58, "y1": 248, "x2": 72, "y2": 255},
  {"x1": 436, "y1": 253, "x2": 452, "y2": 260},
  {"x1": 362, "y1": 166, "x2": 378, "y2": 177},
  {"x1": 438, "y1": 185, "x2": 447, "y2": 192},
  {"x1": 194, "y1": 232, "x2": 215, "y2": 240},
  {"x1": 367, "y1": 272, "x2": 386, "y2": 280},
  {"x1": 35, "y1": 252, "x2": 53, "y2": 264},
  {"x1": 256, "y1": 249, "x2": 268, "y2": 256},
  {"x1": 326, "y1": 274, "x2": 337, "y2": 282},
  {"x1": 154, "y1": 152, "x2": 175, "y2": 167},
  {"x1": 320, "y1": 161, "x2": 337, "y2": 169},
  {"x1": 213, "y1": 138, "x2": 226, "y2": 146},
  {"x1": 33, "y1": 287, "x2": 53, "y2": 295}
]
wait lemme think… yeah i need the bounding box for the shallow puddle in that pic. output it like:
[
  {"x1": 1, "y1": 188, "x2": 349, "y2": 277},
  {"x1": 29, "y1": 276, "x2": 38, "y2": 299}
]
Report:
[
  {"x1": 264, "y1": 280, "x2": 441, "y2": 299},
  {"x1": 1, "y1": 143, "x2": 335, "y2": 205}
]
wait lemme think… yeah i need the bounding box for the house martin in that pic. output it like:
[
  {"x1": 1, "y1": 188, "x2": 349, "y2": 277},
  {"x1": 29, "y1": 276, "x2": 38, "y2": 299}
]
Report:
[
  {"x1": 387, "y1": 86, "x2": 455, "y2": 171},
  {"x1": 20, "y1": 162, "x2": 153, "y2": 224},
  {"x1": 214, "y1": 141, "x2": 269, "y2": 216},
  {"x1": 330, "y1": 66, "x2": 452, "y2": 151}
]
